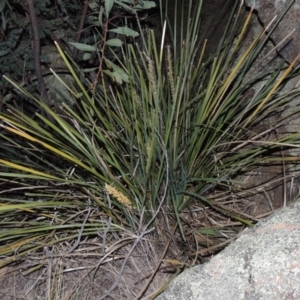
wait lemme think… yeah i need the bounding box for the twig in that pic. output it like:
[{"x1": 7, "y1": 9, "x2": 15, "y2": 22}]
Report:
[
  {"x1": 26, "y1": 0, "x2": 49, "y2": 104},
  {"x1": 135, "y1": 225, "x2": 177, "y2": 300},
  {"x1": 66, "y1": 207, "x2": 91, "y2": 254},
  {"x1": 274, "y1": 128, "x2": 287, "y2": 207},
  {"x1": 72, "y1": 0, "x2": 90, "y2": 60},
  {"x1": 99, "y1": 227, "x2": 155, "y2": 300}
]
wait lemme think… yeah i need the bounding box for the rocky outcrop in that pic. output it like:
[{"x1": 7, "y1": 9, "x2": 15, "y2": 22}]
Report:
[
  {"x1": 246, "y1": 0, "x2": 299, "y2": 63},
  {"x1": 156, "y1": 199, "x2": 300, "y2": 300}
]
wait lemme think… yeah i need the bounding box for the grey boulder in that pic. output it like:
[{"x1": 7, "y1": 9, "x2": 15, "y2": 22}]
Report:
[{"x1": 156, "y1": 200, "x2": 300, "y2": 300}]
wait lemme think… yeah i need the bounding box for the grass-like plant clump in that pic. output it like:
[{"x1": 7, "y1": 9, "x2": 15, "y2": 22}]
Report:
[{"x1": 1, "y1": 0, "x2": 300, "y2": 297}]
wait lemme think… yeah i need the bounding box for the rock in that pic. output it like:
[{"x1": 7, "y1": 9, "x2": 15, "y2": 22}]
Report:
[
  {"x1": 245, "y1": 0, "x2": 300, "y2": 63},
  {"x1": 156, "y1": 199, "x2": 300, "y2": 300}
]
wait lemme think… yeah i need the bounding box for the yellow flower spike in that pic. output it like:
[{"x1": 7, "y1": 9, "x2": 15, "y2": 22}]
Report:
[{"x1": 104, "y1": 184, "x2": 133, "y2": 209}]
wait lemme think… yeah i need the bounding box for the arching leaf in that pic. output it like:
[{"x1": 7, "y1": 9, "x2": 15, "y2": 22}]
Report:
[
  {"x1": 109, "y1": 27, "x2": 139, "y2": 37},
  {"x1": 106, "y1": 38, "x2": 123, "y2": 47},
  {"x1": 105, "y1": 0, "x2": 115, "y2": 18}
]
